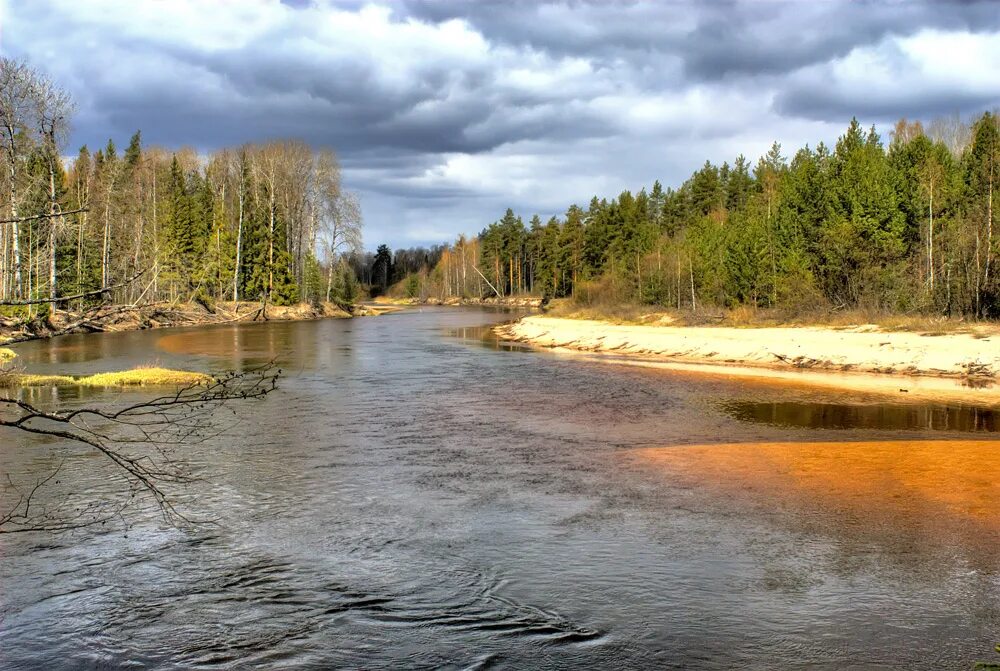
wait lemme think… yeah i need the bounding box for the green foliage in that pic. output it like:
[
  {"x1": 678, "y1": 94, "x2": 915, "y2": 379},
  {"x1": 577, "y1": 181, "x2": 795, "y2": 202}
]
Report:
[
  {"x1": 303, "y1": 253, "x2": 324, "y2": 305},
  {"x1": 165, "y1": 156, "x2": 197, "y2": 286},
  {"x1": 973, "y1": 642, "x2": 1000, "y2": 670},
  {"x1": 340, "y1": 261, "x2": 358, "y2": 304},
  {"x1": 404, "y1": 273, "x2": 420, "y2": 298},
  {"x1": 14, "y1": 99, "x2": 1000, "y2": 321},
  {"x1": 327, "y1": 258, "x2": 359, "y2": 304},
  {"x1": 411, "y1": 112, "x2": 1000, "y2": 319},
  {"x1": 124, "y1": 130, "x2": 142, "y2": 170},
  {"x1": 965, "y1": 112, "x2": 1000, "y2": 315},
  {"x1": 0, "y1": 74, "x2": 360, "y2": 311},
  {"x1": 372, "y1": 244, "x2": 392, "y2": 294},
  {"x1": 192, "y1": 286, "x2": 215, "y2": 313},
  {"x1": 269, "y1": 251, "x2": 300, "y2": 305},
  {"x1": 689, "y1": 161, "x2": 723, "y2": 216}
]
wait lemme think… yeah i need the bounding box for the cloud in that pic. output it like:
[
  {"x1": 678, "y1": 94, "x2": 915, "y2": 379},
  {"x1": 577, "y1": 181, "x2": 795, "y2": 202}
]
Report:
[
  {"x1": 1, "y1": 0, "x2": 998, "y2": 248},
  {"x1": 775, "y1": 29, "x2": 1000, "y2": 121}
]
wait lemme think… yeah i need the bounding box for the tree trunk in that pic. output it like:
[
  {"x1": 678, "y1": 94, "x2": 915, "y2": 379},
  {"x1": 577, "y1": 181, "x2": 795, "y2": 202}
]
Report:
[
  {"x1": 689, "y1": 255, "x2": 696, "y2": 311},
  {"x1": 983, "y1": 157, "x2": 994, "y2": 315},
  {"x1": 151, "y1": 168, "x2": 158, "y2": 298},
  {"x1": 928, "y1": 179, "x2": 934, "y2": 294},
  {"x1": 233, "y1": 179, "x2": 244, "y2": 302},
  {"x1": 975, "y1": 229, "x2": 981, "y2": 315},
  {"x1": 7, "y1": 133, "x2": 22, "y2": 298},
  {"x1": 326, "y1": 246, "x2": 335, "y2": 302},
  {"x1": 47, "y1": 157, "x2": 59, "y2": 301},
  {"x1": 102, "y1": 191, "x2": 111, "y2": 290},
  {"x1": 268, "y1": 196, "x2": 275, "y2": 298}
]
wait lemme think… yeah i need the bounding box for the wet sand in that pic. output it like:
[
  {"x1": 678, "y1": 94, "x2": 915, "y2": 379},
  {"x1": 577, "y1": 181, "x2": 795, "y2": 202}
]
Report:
[{"x1": 497, "y1": 316, "x2": 1000, "y2": 404}]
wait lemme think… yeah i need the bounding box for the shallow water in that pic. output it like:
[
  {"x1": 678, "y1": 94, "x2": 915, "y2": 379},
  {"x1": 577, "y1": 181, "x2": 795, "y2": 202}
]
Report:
[
  {"x1": 723, "y1": 398, "x2": 1000, "y2": 432},
  {"x1": 1, "y1": 307, "x2": 998, "y2": 669}
]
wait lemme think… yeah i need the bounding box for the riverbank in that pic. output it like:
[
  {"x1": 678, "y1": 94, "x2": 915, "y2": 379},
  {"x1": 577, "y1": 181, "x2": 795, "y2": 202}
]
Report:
[
  {"x1": 353, "y1": 302, "x2": 409, "y2": 316},
  {"x1": 497, "y1": 315, "x2": 1000, "y2": 403},
  {"x1": 0, "y1": 300, "x2": 352, "y2": 345},
  {"x1": 375, "y1": 295, "x2": 543, "y2": 308}
]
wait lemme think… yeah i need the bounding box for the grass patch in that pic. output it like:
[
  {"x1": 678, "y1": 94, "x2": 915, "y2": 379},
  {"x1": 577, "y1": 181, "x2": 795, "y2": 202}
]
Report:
[
  {"x1": 0, "y1": 366, "x2": 211, "y2": 389},
  {"x1": 0, "y1": 347, "x2": 15, "y2": 362},
  {"x1": 975, "y1": 643, "x2": 1000, "y2": 669}
]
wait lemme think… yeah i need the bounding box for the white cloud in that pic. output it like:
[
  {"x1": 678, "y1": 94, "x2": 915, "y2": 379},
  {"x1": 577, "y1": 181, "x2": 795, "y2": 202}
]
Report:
[{"x1": 2, "y1": 0, "x2": 997, "y2": 249}]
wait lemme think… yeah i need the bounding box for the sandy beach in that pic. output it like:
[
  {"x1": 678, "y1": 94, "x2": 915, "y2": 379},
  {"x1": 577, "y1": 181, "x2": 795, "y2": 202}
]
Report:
[{"x1": 496, "y1": 315, "x2": 1000, "y2": 403}]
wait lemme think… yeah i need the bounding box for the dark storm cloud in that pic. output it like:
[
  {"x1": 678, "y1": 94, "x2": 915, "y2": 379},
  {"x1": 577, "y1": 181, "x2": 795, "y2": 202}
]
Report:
[
  {"x1": 678, "y1": 0, "x2": 1000, "y2": 80},
  {"x1": 399, "y1": 0, "x2": 1000, "y2": 81},
  {"x1": 3, "y1": 0, "x2": 999, "y2": 247},
  {"x1": 61, "y1": 20, "x2": 614, "y2": 159},
  {"x1": 775, "y1": 84, "x2": 1000, "y2": 124}
]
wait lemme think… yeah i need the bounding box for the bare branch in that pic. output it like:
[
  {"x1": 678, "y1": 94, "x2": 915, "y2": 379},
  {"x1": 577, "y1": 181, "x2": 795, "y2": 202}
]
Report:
[
  {"x1": 0, "y1": 207, "x2": 88, "y2": 225},
  {"x1": 0, "y1": 363, "x2": 281, "y2": 533},
  {"x1": 0, "y1": 268, "x2": 145, "y2": 306}
]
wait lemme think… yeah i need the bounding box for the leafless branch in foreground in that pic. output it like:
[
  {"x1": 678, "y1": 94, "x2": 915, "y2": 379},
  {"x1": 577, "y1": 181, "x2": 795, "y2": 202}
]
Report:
[{"x1": 0, "y1": 363, "x2": 280, "y2": 533}]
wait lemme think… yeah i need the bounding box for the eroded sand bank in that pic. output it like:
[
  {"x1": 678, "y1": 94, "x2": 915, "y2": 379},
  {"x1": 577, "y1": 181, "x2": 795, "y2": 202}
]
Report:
[{"x1": 496, "y1": 316, "x2": 1000, "y2": 403}]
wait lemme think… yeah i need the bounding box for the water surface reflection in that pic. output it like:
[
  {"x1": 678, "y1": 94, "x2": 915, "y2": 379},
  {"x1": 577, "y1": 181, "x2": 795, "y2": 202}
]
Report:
[
  {"x1": 2, "y1": 308, "x2": 999, "y2": 670},
  {"x1": 724, "y1": 399, "x2": 1000, "y2": 432}
]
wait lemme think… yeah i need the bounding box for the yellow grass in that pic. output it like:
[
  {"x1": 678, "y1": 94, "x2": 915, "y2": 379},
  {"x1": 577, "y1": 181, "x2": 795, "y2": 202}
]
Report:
[
  {"x1": 545, "y1": 299, "x2": 998, "y2": 335},
  {"x1": 0, "y1": 366, "x2": 211, "y2": 388},
  {"x1": 0, "y1": 347, "x2": 15, "y2": 362}
]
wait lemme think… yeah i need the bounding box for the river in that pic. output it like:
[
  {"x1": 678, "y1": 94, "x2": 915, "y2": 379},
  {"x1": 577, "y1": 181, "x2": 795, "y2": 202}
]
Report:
[{"x1": 1, "y1": 307, "x2": 998, "y2": 669}]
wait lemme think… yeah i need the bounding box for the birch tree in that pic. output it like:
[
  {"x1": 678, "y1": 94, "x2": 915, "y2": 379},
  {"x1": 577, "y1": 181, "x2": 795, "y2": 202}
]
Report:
[{"x1": 0, "y1": 58, "x2": 37, "y2": 299}]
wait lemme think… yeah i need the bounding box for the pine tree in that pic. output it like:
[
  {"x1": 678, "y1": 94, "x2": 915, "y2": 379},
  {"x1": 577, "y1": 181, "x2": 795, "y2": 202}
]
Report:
[
  {"x1": 372, "y1": 244, "x2": 392, "y2": 293},
  {"x1": 123, "y1": 131, "x2": 141, "y2": 170},
  {"x1": 726, "y1": 155, "x2": 753, "y2": 211},
  {"x1": 966, "y1": 112, "x2": 1000, "y2": 314},
  {"x1": 820, "y1": 120, "x2": 906, "y2": 307},
  {"x1": 648, "y1": 180, "x2": 665, "y2": 228},
  {"x1": 689, "y1": 161, "x2": 723, "y2": 216},
  {"x1": 536, "y1": 216, "x2": 561, "y2": 297},
  {"x1": 165, "y1": 155, "x2": 197, "y2": 291},
  {"x1": 267, "y1": 207, "x2": 299, "y2": 305},
  {"x1": 560, "y1": 204, "x2": 585, "y2": 294}
]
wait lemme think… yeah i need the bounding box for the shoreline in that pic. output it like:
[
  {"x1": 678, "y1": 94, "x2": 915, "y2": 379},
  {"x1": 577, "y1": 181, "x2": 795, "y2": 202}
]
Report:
[
  {"x1": 496, "y1": 315, "x2": 1000, "y2": 404},
  {"x1": 374, "y1": 295, "x2": 544, "y2": 308},
  {"x1": 0, "y1": 300, "x2": 354, "y2": 346}
]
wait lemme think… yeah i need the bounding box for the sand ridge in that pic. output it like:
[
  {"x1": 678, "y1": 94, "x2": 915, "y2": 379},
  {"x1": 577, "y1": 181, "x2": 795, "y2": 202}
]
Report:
[{"x1": 497, "y1": 315, "x2": 1000, "y2": 404}]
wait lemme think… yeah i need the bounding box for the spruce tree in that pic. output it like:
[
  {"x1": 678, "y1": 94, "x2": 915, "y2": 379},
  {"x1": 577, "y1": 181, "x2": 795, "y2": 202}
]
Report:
[{"x1": 166, "y1": 156, "x2": 197, "y2": 290}]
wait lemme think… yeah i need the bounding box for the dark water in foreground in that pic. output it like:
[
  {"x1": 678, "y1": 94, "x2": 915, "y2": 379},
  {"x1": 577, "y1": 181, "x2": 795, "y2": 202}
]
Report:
[{"x1": 1, "y1": 307, "x2": 998, "y2": 669}]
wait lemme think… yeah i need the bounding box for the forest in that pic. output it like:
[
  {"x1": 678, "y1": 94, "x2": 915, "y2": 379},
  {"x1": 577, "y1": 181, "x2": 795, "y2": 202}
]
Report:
[
  {"x1": 388, "y1": 113, "x2": 1000, "y2": 318},
  {"x1": 0, "y1": 57, "x2": 363, "y2": 315},
  {"x1": 5, "y1": 54, "x2": 999, "y2": 320}
]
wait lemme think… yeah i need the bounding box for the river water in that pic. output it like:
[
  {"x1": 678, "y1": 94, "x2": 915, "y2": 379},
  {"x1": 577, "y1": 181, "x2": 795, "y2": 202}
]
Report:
[{"x1": 1, "y1": 307, "x2": 998, "y2": 669}]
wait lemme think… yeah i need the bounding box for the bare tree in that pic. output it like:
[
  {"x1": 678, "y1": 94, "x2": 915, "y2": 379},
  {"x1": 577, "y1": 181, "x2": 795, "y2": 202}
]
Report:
[
  {"x1": 226, "y1": 147, "x2": 249, "y2": 303},
  {"x1": 32, "y1": 70, "x2": 75, "y2": 300},
  {"x1": 1, "y1": 59, "x2": 367, "y2": 313},
  {"x1": 0, "y1": 58, "x2": 38, "y2": 299},
  {"x1": 927, "y1": 113, "x2": 972, "y2": 158},
  {"x1": 314, "y1": 151, "x2": 362, "y2": 301},
  {"x1": 0, "y1": 364, "x2": 280, "y2": 533}
]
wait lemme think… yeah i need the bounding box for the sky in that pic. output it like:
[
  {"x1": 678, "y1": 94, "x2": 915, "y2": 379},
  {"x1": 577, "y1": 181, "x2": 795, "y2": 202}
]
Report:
[{"x1": 2, "y1": 0, "x2": 999, "y2": 250}]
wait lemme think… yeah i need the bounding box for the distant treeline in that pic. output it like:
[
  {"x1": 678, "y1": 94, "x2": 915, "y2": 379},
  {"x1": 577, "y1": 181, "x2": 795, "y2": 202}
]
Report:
[
  {"x1": 0, "y1": 57, "x2": 363, "y2": 311},
  {"x1": 386, "y1": 113, "x2": 1000, "y2": 317}
]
